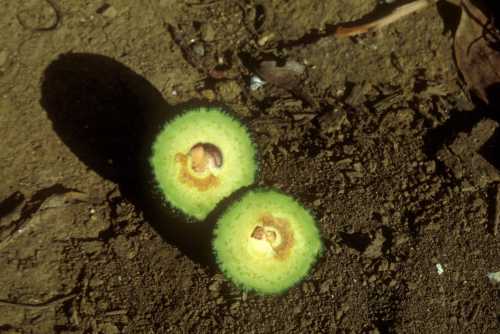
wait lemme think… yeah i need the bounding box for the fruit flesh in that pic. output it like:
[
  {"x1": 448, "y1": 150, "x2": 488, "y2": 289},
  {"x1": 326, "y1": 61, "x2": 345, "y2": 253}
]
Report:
[
  {"x1": 213, "y1": 189, "x2": 322, "y2": 294},
  {"x1": 150, "y1": 108, "x2": 257, "y2": 220}
]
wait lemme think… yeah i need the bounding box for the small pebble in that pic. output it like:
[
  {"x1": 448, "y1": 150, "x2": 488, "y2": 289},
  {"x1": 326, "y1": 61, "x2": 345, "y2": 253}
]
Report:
[
  {"x1": 230, "y1": 301, "x2": 240, "y2": 313},
  {"x1": 353, "y1": 162, "x2": 363, "y2": 173},
  {"x1": 209, "y1": 283, "x2": 221, "y2": 292},
  {"x1": 436, "y1": 263, "x2": 444, "y2": 275},
  {"x1": 202, "y1": 24, "x2": 215, "y2": 41},
  {"x1": 192, "y1": 42, "x2": 205, "y2": 57},
  {"x1": 319, "y1": 279, "x2": 333, "y2": 293},
  {"x1": 97, "y1": 4, "x2": 118, "y2": 18},
  {"x1": 487, "y1": 271, "x2": 500, "y2": 284},
  {"x1": 257, "y1": 32, "x2": 275, "y2": 46},
  {"x1": 201, "y1": 89, "x2": 215, "y2": 101},
  {"x1": 250, "y1": 75, "x2": 266, "y2": 91}
]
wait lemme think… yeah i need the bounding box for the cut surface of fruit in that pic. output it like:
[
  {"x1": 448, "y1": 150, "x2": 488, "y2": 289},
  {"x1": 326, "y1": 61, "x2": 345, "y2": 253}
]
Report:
[
  {"x1": 150, "y1": 107, "x2": 258, "y2": 220},
  {"x1": 213, "y1": 189, "x2": 322, "y2": 294}
]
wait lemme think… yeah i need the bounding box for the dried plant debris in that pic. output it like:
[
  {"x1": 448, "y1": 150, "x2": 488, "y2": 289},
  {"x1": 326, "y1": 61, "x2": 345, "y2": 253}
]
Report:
[
  {"x1": 334, "y1": 0, "x2": 438, "y2": 37},
  {"x1": 256, "y1": 60, "x2": 306, "y2": 91},
  {"x1": 333, "y1": 0, "x2": 500, "y2": 106},
  {"x1": 454, "y1": 0, "x2": 500, "y2": 105},
  {"x1": 492, "y1": 183, "x2": 500, "y2": 235},
  {"x1": 254, "y1": 58, "x2": 318, "y2": 108},
  {"x1": 437, "y1": 119, "x2": 500, "y2": 187}
]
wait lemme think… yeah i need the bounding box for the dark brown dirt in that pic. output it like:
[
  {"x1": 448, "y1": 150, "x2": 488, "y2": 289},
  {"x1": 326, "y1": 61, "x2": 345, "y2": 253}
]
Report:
[{"x1": 0, "y1": 1, "x2": 499, "y2": 333}]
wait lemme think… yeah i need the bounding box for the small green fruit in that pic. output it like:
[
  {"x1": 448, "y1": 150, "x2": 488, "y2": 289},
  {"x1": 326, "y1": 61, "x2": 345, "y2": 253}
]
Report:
[
  {"x1": 213, "y1": 189, "x2": 322, "y2": 294},
  {"x1": 150, "y1": 107, "x2": 258, "y2": 220}
]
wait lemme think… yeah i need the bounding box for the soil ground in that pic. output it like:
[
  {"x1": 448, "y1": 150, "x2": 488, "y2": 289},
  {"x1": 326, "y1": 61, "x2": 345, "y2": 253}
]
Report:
[{"x1": 0, "y1": 1, "x2": 499, "y2": 333}]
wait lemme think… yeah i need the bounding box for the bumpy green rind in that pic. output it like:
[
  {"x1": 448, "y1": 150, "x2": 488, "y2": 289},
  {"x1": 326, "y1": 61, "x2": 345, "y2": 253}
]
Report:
[
  {"x1": 150, "y1": 107, "x2": 258, "y2": 220},
  {"x1": 213, "y1": 188, "x2": 323, "y2": 294}
]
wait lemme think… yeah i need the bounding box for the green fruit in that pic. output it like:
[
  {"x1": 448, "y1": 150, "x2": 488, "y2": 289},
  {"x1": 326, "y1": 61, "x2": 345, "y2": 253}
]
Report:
[
  {"x1": 213, "y1": 189, "x2": 323, "y2": 294},
  {"x1": 150, "y1": 107, "x2": 258, "y2": 220}
]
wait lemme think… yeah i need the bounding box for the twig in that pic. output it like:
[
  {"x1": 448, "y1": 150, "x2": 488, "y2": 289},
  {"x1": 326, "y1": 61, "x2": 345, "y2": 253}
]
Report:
[
  {"x1": 335, "y1": 0, "x2": 438, "y2": 37},
  {"x1": 104, "y1": 309, "x2": 128, "y2": 316},
  {"x1": 493, "y1": 183, "x2": 500, "y2": 236},
  {"x1": 0, "y1": 293, "x2": 76, "y2": 310}
]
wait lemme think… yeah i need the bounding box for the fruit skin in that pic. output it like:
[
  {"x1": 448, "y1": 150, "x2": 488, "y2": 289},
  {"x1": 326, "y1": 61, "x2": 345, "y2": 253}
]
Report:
[
  {"x1": 150, "y1": 107, "x2": 258, "y2": 221},
  {"x1": 212, "y1": 188, "x2": 323, "y2": 294}
]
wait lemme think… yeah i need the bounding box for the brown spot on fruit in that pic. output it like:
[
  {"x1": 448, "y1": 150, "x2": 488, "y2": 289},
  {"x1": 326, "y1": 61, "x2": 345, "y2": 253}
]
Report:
[
  {"x1": 175, "y1": 153, "x2": 220, "y2": 192},
  {"x1": 258, "y1": 212, "x2": 294, "y2": 261}
]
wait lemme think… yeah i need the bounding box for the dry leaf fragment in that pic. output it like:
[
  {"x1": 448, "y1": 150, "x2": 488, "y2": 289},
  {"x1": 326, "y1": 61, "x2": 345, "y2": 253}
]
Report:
[
  {"x1": 256, "y1": 60, "x2": 306, "y2": 90},
  {"x1": 255, "y1": 59, "x2": 317, "y2": 107},
  {"x1": 454, "y1": 0, "x2": 500, "y2": 105}
]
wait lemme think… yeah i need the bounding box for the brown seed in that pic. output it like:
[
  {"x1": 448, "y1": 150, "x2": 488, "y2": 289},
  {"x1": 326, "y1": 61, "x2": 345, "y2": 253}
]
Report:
[
  {"x1": 265, "y1": 230, "x2": 277, "y2": 243},
  {"x1": 190, "y1": 144, "x2": 208, "y2": 173},
  {"x1": 251, "y1": 226, "x2": 265, "y2": 240}
]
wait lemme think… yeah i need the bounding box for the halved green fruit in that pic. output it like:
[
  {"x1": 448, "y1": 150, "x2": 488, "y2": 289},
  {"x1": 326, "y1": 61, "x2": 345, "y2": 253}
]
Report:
[
  {"x1": 213, "y1": 189, "x2": 323, "y2": 294},
  {"x1": 150, "y1": 107, "x2": 258, "y2": 220}
]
